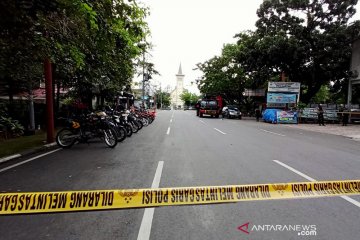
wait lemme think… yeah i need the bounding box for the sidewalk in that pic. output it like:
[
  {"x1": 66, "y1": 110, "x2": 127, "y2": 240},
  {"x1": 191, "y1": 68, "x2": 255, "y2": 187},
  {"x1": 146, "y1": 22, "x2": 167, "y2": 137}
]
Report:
[
  {"x1": 0, "y1": 142, "x2": 58, "y2": 164},
  {"x1": 283, "y1": 123, "x2": 360, "y2": 140}
]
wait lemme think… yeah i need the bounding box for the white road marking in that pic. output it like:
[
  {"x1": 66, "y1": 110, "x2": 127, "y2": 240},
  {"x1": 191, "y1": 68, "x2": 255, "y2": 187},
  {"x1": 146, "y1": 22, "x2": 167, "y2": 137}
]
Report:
[
  {"x1": 260, "y1": 129, "x2": 286, "y2": 137},
  {"x1": 170, "y1": 119, "x2": 172, "y2": 123},
  {"x1": 273, "y1": 160, "x2": 316, "y2": 181},
  {"x1": 137, "y1": 161, "x2": 164, "y2": 240},
  {"x1": 0, "y1": 149, "x2": 61, "y2": 173},
  {"x1": 341, "y1": 196, "x2": 360, "y2": 208},
  {"x1": 199, "y1": 120, "x2": 205, "y2": 124},
  {"x1": 273, "y1": 160, "x2": 360, "y2": 208},
  {"x1": 166, "y1": 127, "x2": 170, "y2": 135},
  {"x1": 214, "y1": 128, "x2": 226, "y2": 135}
]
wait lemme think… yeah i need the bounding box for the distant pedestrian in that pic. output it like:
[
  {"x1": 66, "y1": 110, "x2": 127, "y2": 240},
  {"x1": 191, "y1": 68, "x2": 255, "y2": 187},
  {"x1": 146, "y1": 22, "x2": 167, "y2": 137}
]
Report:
[
  {"x1": 342, "y1": 107, "x2": 349, "y2": 126},
  {"x1": 195, "y1": 102, "x2": 200, "y2": 116},
  {"x1": 255, "y1": 109, "x2": 261, "y2": 122},
  {"x1": 317, "y1": 105, "x2": 325, "y2": 126}
]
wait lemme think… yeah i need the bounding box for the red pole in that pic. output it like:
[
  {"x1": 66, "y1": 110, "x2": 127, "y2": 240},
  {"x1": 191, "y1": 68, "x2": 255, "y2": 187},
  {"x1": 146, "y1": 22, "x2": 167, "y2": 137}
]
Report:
[{"x1": 44, "y1": 58, "x2": 54, "y2": 143}]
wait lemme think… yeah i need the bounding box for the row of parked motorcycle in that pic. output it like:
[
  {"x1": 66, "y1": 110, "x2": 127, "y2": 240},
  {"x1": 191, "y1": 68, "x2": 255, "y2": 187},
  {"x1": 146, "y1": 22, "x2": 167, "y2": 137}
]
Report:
[{"x1": 56, "y1": 107, "x2": 156, "y2": 148}]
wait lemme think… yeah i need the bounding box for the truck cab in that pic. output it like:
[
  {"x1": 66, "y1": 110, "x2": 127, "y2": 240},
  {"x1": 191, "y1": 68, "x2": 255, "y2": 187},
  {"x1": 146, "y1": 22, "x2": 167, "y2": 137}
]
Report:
[{"x1": 197, "y1": 96, "x2": 223, "y2": 118}]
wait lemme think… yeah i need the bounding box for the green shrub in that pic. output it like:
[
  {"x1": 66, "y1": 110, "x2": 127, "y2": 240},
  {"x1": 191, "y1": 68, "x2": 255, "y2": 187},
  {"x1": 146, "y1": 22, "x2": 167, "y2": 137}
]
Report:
[{"x1": 0, "y1": 116, "x2": 24, "y2": 137}]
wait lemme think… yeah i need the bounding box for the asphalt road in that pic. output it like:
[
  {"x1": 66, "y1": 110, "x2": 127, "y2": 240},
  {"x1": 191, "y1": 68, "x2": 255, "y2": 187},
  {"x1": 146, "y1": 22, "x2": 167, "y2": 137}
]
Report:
[{"x1": 0, "y1": 110, "x2": 359, "y2": 240}]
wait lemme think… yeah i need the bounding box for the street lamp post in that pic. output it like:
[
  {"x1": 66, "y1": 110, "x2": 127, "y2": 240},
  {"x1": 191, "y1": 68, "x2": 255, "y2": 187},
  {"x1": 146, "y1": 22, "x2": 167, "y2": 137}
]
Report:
[
  {"x1": 160, "y1": 84, "x2": 163, "y2": 109},
  {"x1": 142, "y1": 49, "x2": 145, "y2": 109},
  {"x1": 138, "y1": 39, "x2": 147, "y2": 109}
]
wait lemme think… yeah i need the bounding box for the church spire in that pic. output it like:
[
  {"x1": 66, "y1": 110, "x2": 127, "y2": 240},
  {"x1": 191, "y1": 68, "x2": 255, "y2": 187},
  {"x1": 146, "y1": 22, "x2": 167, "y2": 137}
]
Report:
[
  {"x1": 178, "y1": 63, "x2": 182, "y2": 75},
  {"x1": 176, "y1": 63, "x2": 184, "y2": 76}
]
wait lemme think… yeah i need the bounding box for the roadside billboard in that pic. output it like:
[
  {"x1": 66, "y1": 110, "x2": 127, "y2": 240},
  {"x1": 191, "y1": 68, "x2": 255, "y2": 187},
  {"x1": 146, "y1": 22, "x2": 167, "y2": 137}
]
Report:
[
  {"x1": 267, "y1": 93, "x2": 297, "y2": 104},
  {"x1": 268, "y1": 82, "x2": 301, "y2": 93},
  {"x1": 277, "y1": 110, "x2": 298, "y2": 124}
]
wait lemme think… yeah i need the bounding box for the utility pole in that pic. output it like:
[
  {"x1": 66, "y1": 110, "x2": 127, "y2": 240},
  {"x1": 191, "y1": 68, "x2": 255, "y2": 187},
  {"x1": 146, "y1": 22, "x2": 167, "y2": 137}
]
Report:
[
  {"x1": 29, "y1": 91, "x2": 35, "y2": 131},
  {"x1": 160, "y1": 83, "x2": 163, "y2": 109},
  {"x1": 142, "y1": 49, "x2": 145, "y2": 109}
]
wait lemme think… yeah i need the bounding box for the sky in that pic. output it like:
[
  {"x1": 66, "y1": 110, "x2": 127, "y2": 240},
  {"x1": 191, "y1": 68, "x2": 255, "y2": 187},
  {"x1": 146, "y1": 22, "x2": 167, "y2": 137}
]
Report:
[{"x1": 139, "y1": 0, "x2": 360, "y2": 94}]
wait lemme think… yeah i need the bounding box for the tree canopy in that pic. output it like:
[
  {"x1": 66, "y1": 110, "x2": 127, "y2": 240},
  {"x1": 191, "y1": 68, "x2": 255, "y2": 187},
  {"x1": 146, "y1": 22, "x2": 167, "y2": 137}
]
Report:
[
  {"x1": 155, "y1": 90, "x2": 171, "y2": 108},
  {"x1": 0, "y1": 0, "x2": 151, "y2": 108},
  {"x1": 180, "y1": 90, "x2": 199, "y2": 106},
  {"x1": 197, "y1": 0, "x2": 360, "y2": 104},
  {"x1": 196, "y1": 44, "x2": 250, "y2": 104}
]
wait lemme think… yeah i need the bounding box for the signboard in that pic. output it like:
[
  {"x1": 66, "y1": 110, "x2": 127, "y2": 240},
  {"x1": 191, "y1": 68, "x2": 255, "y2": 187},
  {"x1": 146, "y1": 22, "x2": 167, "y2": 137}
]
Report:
[
  {"x1": 324, "y1": 110, "x2": 339, "y2": 121},
  {"x1": 243, "y1": 89, "x2": 266, "y2": 97},
  {"x1": 300, "y1": 108, "x2": 339, "y2": 121},
  {"x1": 266, "y1": 103, "x2": 287, "y2": 108},
  {"x1": 300, "y1": 108, "x2": 318, "y2": 119},
  {"x1": 267, "y1": 93, "x2": 297, "y2": 104},
  {"x1": 268, "y1": 82, "x2": 300, "y2": 93},
  {"x1": 277, "y1": 110, "x2": 298, "y2": 123},
  {"x1": 263, "y1": 109, "x2": 298, "y2": 124}
]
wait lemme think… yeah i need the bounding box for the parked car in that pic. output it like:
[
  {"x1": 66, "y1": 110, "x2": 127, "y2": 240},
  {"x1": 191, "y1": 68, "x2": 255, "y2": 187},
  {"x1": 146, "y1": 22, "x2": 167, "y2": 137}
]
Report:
[{"x1": 222, "y1": 105, "x2": 242, "y2": 119}]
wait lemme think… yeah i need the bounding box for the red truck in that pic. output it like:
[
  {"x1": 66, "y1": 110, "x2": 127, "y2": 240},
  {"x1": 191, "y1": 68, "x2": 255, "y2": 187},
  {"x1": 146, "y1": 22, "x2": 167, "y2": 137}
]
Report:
[{"x1": 196, "y1": 96, "x2": 223, "y2": 118}]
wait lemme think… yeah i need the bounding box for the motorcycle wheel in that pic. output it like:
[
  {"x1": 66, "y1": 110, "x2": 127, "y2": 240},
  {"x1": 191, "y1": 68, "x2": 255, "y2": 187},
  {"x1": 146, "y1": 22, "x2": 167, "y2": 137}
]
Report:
[
  {"x1": 56, "y1": 128, "x2": 77, "y2": 148},
  {"x1": 130, "y1": 121, "x2": 139, "y2": 133},
  {"x1": 137, "y1": 120, "x2": 143, "y2": 130},
  {"x1": 126, "y1": 124, "x2": 133, "y2": 137},
  {"x1": 114, "y1": 126, "x2": 127, "y2": 142},
  {"x1": 103, "y1": 127, "x2": 118, "y2": 148},
  {"x1": 142, "y1": 118, "x2": 149, "y2": 127}
]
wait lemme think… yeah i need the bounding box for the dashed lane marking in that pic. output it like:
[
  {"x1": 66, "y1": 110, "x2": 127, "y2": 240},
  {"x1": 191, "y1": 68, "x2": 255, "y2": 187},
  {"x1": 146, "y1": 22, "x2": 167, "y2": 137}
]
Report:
[
  {"x1": 214, "y1": 128, "x2": 226, "y2": 135},
  {"x1": 260, "y1": 129, "x2": 286, "y2": 137},
  {"x1": 137, "y1": 161, "x2": 164, "y2": 240}
]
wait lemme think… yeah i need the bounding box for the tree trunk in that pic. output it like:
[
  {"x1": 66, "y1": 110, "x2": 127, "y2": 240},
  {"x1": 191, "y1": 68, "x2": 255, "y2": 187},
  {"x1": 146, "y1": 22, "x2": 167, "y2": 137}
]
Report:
[
  {"x1": 6, "y1": 77, "x2": 14, "y2": 117},
  {"x1": 96, "y1": 94, "x2": 100, "y2": 108},
  {"x1": 56, "y1": 81, "x2": 60, "y2": 115},
  {"x1": 52, "y1": 64, "x2": 56, "y2": 116},
  {"x1": 301, "y1": 65, "x2": 324, "y2": 104}
]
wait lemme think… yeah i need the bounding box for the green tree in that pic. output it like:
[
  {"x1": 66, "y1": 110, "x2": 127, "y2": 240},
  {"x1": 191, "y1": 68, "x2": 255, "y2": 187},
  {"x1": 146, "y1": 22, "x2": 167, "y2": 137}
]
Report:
[
  {"x1": 312, "y1": 85, "x2": 330, "y2": 103},
  {"x1": 254, "y1": 0, "x2": 360, "y2": 103},
  {"x1": 155, "y1": 90, "x2": 171, "y2": 108},
  {"x1": 0, "y1": 0, "x2": 151, "y2": 111},
  {"x1": 180, "y1": 90, "x2": 199, "y2": 107},
  {"x1": 196, "y1": 44, "x2": 249, "y2": 104}
]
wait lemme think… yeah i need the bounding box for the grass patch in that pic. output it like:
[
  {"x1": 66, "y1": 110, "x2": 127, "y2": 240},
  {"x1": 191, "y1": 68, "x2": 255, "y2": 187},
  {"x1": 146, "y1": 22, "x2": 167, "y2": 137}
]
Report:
[{"x1": 0, "y1": 131, "x2": 47, "y2": 158}]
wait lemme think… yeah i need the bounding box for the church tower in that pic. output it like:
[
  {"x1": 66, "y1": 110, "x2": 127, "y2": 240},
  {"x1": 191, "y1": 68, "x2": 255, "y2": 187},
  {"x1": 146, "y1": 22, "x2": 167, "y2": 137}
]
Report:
[
  {"x1": 176, "y1": 64, "x2": 184, "y2": 92},
  {"x1": 170, "y1": 63, "x2": 185, "y2": 109}
]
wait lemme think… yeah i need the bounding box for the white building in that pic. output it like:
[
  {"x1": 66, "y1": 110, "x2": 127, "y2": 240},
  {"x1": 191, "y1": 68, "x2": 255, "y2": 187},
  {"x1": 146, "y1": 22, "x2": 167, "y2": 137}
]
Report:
[{"x1": 170, "y1": 64, "x2": 185, "y2": 109}]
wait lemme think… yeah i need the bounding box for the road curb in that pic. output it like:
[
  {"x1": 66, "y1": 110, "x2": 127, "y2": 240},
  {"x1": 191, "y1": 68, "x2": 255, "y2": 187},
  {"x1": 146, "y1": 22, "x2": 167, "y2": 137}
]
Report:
[{"x1": 0, "y1": 142, "x2": 58, "y2": 164}]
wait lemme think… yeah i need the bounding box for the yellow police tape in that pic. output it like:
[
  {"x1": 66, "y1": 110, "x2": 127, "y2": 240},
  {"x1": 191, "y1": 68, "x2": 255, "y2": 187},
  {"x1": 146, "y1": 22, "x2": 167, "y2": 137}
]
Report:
[{"x1": 1, "y1": 180, "x2": 359, "y2": 215}]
